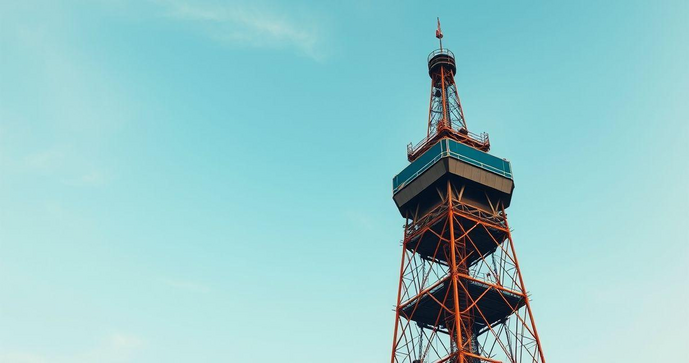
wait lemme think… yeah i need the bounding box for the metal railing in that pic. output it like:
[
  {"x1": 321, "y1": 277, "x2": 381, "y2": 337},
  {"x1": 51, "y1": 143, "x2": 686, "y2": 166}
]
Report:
[
  {"x1": 407, "y1": 130, "x2": 489, "y2": 158},
  {"x1": 446, "y1": 149, "x2": 511, "y2": 179},
  {"x1": 394, "y1": 140, "x2": 511, "y2": 194},
  {"x1": 394, "y1": 149, "x2": 447, "y2": 194},
  {"x1": 428, "y1": 48, "x2": 455, "y2": 62}
]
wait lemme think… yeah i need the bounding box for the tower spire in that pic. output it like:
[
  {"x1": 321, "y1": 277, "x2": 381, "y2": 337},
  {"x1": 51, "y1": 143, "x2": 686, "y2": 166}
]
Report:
[
  {"x1": 406, "y1": 21, "x2": 490, "y2": 162},
  {"x1": 436, "y1": 17, "x2": 444, "y2": 50}
]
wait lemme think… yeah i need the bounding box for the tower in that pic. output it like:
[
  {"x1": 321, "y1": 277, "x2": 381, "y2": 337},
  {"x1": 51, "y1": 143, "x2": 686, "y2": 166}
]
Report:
[{"x1": 390, "y1": 20, "x2": 545, "y2": 363}]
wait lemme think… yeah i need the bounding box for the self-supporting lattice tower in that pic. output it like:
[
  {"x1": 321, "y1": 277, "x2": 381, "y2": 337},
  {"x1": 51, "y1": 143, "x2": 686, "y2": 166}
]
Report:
[{"x1": 389, "y1": 20, "x2": 546, "y2": 363}]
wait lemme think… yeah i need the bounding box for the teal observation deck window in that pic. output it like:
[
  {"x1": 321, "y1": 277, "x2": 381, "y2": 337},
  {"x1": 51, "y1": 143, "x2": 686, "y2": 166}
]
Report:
[{"x1": 392, "y1": 139, "x2": 513, "y2": 194}]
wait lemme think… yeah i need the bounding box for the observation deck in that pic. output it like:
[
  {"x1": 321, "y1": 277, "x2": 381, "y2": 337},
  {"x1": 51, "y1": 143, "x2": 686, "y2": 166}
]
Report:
[
  {"x1": 393, "y1": 139, "x2": 514, "y2": 217},
  {"x1": 400, "y1": 278, "x2": 526, "y2": 333},
  {"x1": 403, "y1": 202, "x2": 509, "y2": 267}
]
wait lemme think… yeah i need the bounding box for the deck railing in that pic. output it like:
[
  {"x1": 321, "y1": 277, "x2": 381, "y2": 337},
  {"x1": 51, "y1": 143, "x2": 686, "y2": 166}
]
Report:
[
  {"x1": 428, "y1": 48, "x2": 455, "y2": 62},
  {"x1": 394, "y1": 139, "x2": 511, "y2": 194},
  {"x1": 407, "y1": 129, "x2": 489, "y2": 159}
]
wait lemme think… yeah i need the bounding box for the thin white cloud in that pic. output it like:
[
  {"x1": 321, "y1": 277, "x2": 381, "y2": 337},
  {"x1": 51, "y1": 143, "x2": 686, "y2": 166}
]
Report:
[
  {"x1": 1, "y1": 10, "x2": 127, "y2": 188},
  {"x1": 0, "y1": 352, "x2": 47, "y2": 363},
  {"x1": 345, "y1": 210, "x2": 375, "y2": 231},
  {"x1": 106, "y1": 333, "x2": 144, "y2": 353},
  {"x1": 0, "y1": 333, "x2": 144, "y2": 363},
  {"x1": 15, "y1": 147, "x2": 109, "y2": 188},
  {"x1": 157, "y1": 0, "x2": 327, "y2": 60},
  {"x1": 22, "y1": 148, "x2": 66, "y2": 174},
  {"x1": 161, "y1": 278, "x2": 212, "y2": 294},
  {"x1": 62, "y1": 169, "x2": 109, "y2": 187}
]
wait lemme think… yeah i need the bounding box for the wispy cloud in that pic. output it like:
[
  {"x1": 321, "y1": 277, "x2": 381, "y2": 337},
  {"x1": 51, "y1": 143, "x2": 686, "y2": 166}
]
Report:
[
  {"x1": 62, "y1": 169, "x2": 109, "y2": 187},
  {"x1": 156, "y1": 0, "x2": 328, "y2": 60},
  {"x1": 106, "y1": 333, "x2": 144, "y2": 354},
  {"x1": 344, "y1": 210, "x2": 375, "y2": 231},
  {"x1": 161, "y1": 277, "x2": 212, "y2": 294},
  {"x1": 0, "y1": 352, "x2": 47, "y2": 363},
  {"x1": 13, "y1": 147, "x2": 110, "y2": 187},
  {"x1": 0, "y1": 333, "x2": 144, "y2": 363},
  {"x1": 0, "y1": 9, "x2": 127, "y2": 189},
  {"x1": 22, "y1": 148, "x2": 66, "y2": 174}
]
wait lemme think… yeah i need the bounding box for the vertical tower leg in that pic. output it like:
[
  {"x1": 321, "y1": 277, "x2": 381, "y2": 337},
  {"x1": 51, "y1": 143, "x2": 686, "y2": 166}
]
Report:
[{"x1": 447, "y1": 181, "x2": 466, "y2": 363}]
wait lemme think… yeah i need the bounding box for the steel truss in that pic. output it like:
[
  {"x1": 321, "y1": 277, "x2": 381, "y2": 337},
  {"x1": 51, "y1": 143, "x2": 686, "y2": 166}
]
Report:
[
  {"x1": 390, "y1": 181, "x2": 545, "y2": 363},
  {"x1": 428, "y1": 65, "x2": 467, "y2": 136},
  {"x1": 408, "y1": 54, "x2": 489, "y2": 163}
]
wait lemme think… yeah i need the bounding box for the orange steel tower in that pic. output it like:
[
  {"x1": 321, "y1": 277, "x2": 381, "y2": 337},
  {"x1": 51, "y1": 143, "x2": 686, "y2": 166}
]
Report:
[{"x1": 390, "y1": 20, "x2": 545, "y2": 363}]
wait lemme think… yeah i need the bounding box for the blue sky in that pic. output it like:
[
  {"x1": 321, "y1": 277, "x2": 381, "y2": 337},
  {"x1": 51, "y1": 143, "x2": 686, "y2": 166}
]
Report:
[{"x1": 1, "y1": 1, "x2": 687, "y2": 362}]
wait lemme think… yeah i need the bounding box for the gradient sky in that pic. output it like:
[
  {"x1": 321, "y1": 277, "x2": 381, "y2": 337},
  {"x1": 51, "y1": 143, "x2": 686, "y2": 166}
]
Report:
[{"x1": 1, "y1": 1, "x2": 688, "y2": 362}]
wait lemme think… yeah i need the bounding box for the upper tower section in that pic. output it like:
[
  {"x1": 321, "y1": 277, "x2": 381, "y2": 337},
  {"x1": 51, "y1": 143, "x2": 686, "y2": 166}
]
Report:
[
  {"x1": 393, "y1": 20, "x2": 513, "y2": 217},
  {"x1": 407, "y1": 19, "x2": 490, "y2": 162}
]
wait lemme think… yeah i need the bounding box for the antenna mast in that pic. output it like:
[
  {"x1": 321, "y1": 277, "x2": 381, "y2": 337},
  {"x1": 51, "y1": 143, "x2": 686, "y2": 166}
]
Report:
[{"x1": 436, "y1": 18, "x2": 443, "y2": 50}]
